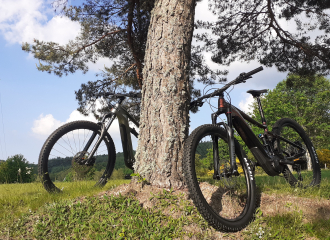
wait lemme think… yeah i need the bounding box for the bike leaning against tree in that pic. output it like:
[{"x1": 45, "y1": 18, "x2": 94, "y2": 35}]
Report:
[
  {"x1": 38, "y1": 92, "x2": 141, "y2": 193},
  {"x1": 183, "y1": 66, "x2": 321, "y2": 232}
]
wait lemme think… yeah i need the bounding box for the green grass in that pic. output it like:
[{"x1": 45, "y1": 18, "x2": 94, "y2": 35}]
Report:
[
  {"x1": 243, "y1": 208, "x2": 330, "y2": 240},
  {"x1": 1, "y1": 170, "x2": 330, "y2": 239},
  {"x1": 0, "y1": 183, "x2": 215, "y2": 239},
  {"x1": 255, "y1": 168, "x2": 330, "y2": 199},
  {"x1": 0, "y1": 180, "x2": 130, "y2": 229}
]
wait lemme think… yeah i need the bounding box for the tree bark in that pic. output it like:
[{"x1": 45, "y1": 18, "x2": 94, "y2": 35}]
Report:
[{"x1": 133, "y1": 0, "x2": 196, "y2": 190}]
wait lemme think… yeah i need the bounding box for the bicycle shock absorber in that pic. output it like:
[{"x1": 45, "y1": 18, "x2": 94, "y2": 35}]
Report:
[
  {"x1": 258, "y1": 133, "x2": 268, "y2": 147},
  {"x1": 258, "y1": 133, "x2": 274, "y2": 154}
]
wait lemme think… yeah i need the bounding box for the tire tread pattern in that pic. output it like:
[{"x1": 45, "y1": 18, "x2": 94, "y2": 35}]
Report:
[
  {"x1": 38, "y1": 120, "x2": 116, "y2": 192},
  {"x1": 272, "y1": 118, "x2": 321, "y2": 187},
  {"x1": 183, "y1": 124, "x2": 257, "y2": 232}
]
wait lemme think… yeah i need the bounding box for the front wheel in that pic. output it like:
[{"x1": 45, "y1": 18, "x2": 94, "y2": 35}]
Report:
[
  {"x1": 38, "y1": 121, "x2": 116, "y2": 193},
  {"x1": 272, "y1": 118, "x2": 321, "y2": 188},
  {"x1": 183, "y1": 124, "x2": 257, "y2": 232}
]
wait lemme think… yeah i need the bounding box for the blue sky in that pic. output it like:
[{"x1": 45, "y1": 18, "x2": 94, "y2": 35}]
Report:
[{"x1": 0, "y1": 0, "x2": 309, "y2": 164}]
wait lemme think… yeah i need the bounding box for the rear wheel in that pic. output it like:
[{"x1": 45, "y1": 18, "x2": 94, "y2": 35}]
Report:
[
  {"x1": 272, "y1": 118, "x2": 321, "y2": 188},
  {"x1": 183, "y1": 124, "x2": 257, "y2": 232},
  {"x1": 38, "y1": 121, "x2": 116, "y2": 193}
]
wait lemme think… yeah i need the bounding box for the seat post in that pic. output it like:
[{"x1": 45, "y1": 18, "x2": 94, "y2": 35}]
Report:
[{"x1": 256, "y1": 97, "x2": 267, "y2": 127}]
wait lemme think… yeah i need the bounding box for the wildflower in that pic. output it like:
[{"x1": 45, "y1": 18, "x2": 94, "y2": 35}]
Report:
[{"x1": 256, "y1": 227, "x2": 264, "y2": 239}]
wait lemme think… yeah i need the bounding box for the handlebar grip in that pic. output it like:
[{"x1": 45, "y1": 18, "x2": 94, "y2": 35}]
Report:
[{"x1": 244, "y1": 66, "x2": 263, "y2": 78}]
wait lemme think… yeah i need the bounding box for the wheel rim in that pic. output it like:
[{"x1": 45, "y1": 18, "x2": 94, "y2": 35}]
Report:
[
  {"x1": 44, "y1": 125, "x2": 112, "y2": 191},
  {"x1": 193, "y1": 132, "x2": 250, "y2": 221},
  {"x1": 275, "y1": 124, "x2": 317, "y2": 188}
]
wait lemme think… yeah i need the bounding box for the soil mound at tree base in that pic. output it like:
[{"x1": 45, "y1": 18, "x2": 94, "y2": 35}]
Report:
[{"x1": 72, "y1": 180, "x2": 330, "y2": 239}]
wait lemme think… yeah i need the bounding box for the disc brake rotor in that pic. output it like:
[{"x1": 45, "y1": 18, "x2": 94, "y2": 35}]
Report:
[{"x1": 71, "y1": 151, "x2": 96, "y2": 177}]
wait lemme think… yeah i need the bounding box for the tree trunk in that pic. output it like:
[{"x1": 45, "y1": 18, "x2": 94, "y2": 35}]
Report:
[{"x1": 133, "y1": 0, "x2": 196, "y2": 190}]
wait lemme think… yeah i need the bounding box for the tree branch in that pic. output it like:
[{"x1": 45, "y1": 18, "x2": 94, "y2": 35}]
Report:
[
  {"x1": 128, "y1": 0, "x2": 143, "y2": 89},
  {"x1": 74, "y1": 29, "x2": 125, "y2": 54}
]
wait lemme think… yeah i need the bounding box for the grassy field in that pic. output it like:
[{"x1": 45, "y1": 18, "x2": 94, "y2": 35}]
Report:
[
  {"x1": 255, "y1": 168, "x2": 330, "y2": 199},
  {"x1": 0, "y1": 170, "x2": 329, "y2": 239}
]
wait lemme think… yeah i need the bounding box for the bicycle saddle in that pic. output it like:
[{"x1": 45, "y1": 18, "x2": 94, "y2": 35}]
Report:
[{"x1": 247, "y1": 89, "x2": 268, "y2": 97}]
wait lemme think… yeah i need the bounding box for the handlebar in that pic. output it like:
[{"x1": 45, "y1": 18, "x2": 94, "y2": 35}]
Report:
[{"x1": 190, "y1": 66, "x2": 263, "y2": 109}]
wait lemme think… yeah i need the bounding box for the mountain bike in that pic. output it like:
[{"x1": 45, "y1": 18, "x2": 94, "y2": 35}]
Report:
[
  {"x1": 183, "y1": 66, "x2": 321, "y2": 232},
  {"x1": 38, "y1": 92, "x2": 141, "y2": 193}
]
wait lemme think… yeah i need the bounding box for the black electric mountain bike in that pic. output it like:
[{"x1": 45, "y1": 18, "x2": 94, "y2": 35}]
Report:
[
  {"x1": 38, "y1": 92, "x2": 141, "y2": 193},
  {"x1": 183, "y1": 66, "x2": 321, "y2": 232}
]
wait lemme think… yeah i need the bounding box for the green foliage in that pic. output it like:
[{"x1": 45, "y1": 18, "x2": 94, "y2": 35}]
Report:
[
  {"x1": 130, "y1": 172, "x2": 148, "y2": 184},
  {"x1": 21, "y1": 0, "x2": 210, "y2": 120},
  {"x1": 194, "y1": 139, "x2": 232, "y2": 177},
  {"x1": 46, "y1": 152, "x2": 133, "y2": 182},
  {"x1": 110, "y1": 168, "x2": 125, "y2": 180},
  {"x1": 0, "y1": 154, "x2": 34, "y2": 183},
  {"x1": 198, "y1": 0, "x2": 330, "y2": 75},
  {"x1": 250, "y1": 74, "x2": 330, "y2": 150},
  {"x1": 317, "y1": 149, "x2": 330, "y2": 168}
]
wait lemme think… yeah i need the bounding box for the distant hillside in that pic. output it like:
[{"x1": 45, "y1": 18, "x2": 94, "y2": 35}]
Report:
[
  {"x1": 44, "y1": 152, "x2": 133, "y2": 180},
  {"x1": 196, "y1": 141, "x2": 212, "y2": 159}
]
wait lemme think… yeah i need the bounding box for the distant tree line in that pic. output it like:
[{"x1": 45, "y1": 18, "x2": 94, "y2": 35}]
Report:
[
  {"x1": 0, "y1": 152, "x2": 134, "y2": 184},
  {"x1": 0, "y1": 155, "x2": 37, "y2": 183}
]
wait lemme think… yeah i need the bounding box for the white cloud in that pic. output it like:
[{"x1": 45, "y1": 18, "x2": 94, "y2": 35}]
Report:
[
  {"x1": 32, "y1": 113, "x2": 63, "y2": 137},
  {"x1": 31, "y1": 98, "x2": 130, "y2": 151},
  {"x1": 0, "y1": 0, "x2": 115, "y2": 72},
  {"x1": 195, "y1": 0, "x2": 218, "y2": 22},
  {"x1": 87, "y1": 57, "x2": 114, "y2": 72},
  {"x1": 0, "y1": 0, "x2": 80, "y2": 45},
  {"x1": 32, "y1": 99, "x2": 103, "y2": 138},
  {"x1": 238, "y1": 94, "x2": 255, "y2": 114}
]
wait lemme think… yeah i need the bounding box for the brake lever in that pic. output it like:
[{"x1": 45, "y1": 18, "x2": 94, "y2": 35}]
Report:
[
  {"x1": 190, "y1": 100, "x2": 204, "y2": 109},
  {"x1": 197, "y1": 101, "x2": 204, "y2": 107},
  {"x1": 235, "y1": 74, "x2": 252, "y2": 84}
]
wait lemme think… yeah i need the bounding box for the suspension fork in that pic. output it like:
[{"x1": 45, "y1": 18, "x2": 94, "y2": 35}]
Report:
[
  {"x1": 225, "y1": 107, "x2": 239, "y2": 176},
  {"x1": 83, "y1": 104, "x2": 118, "y2": 165},
  {"x1": 212, "y1": 95, "x2": 238, "y2": 180},
  {"x1": 212, "y1": 113, "x2": 221, "y2": 179},
  {"x1": 211, "y1": 116, "x2": 238, "y2": 179}
]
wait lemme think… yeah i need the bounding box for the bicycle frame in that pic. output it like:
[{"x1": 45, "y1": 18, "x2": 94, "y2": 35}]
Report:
[
  {"x1": 212, "y1": 93, "x2": 306, "y2": 178},
  {"x1": 83, "y1": 97, "x2": 139, "y2": 170}
]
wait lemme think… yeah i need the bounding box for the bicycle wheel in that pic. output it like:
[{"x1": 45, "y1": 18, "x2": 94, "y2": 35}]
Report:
[
  {"x1": 38, "y1": 121, "x2": 116, "y2": 193},
  {"x1": 183, "y1": 124, "x2": 257, "y2": 232},
  {"x1": 272, "y1": 118, "x2": 321, "y2": 188}
]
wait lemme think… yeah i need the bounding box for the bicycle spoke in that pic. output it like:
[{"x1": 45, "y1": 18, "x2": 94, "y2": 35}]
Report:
[
  {"x1": 65, "y1": 134, "x2": 75, "y2": 155},
  {"x1": 54, "y1": 141, "x2": 75, "y2": 156},
  {"x1": 72, "y1": 130, "x2": 77, "y2": 153}
]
